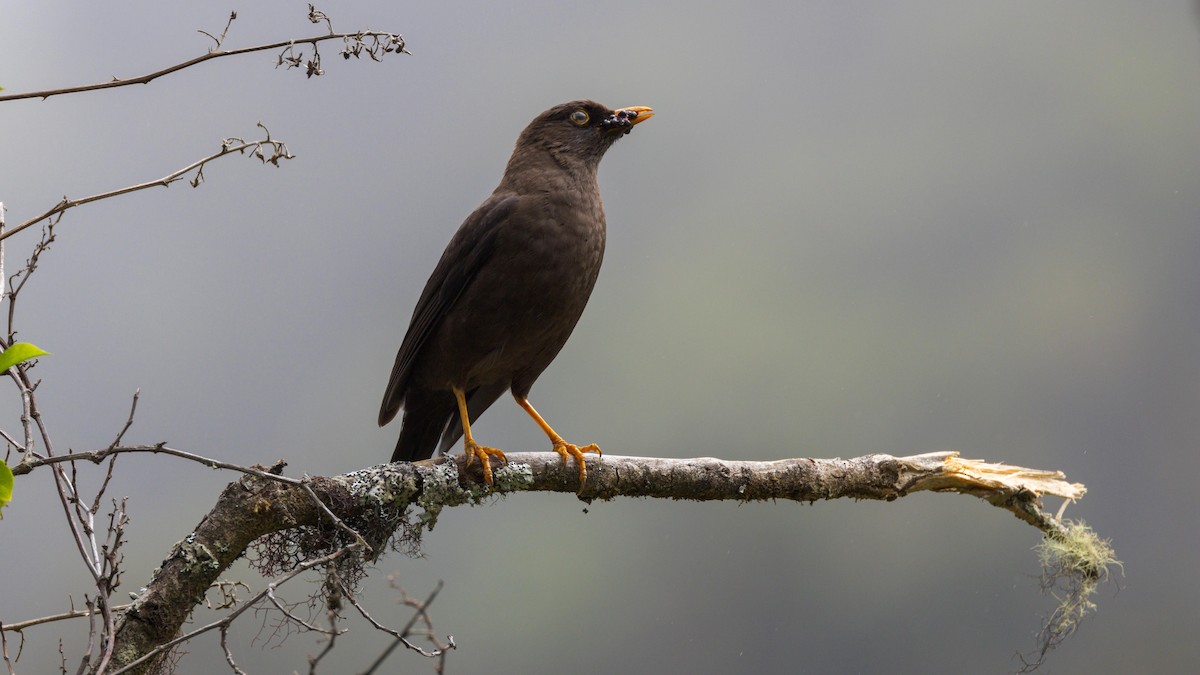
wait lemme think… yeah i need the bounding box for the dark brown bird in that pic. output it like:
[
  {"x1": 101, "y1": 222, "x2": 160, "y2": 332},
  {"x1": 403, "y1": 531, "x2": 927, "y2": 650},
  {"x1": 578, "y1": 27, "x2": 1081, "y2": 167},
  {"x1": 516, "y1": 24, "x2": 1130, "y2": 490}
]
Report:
[{"x1": 379, "y1": 100, "x2": 653, "y2": 489}]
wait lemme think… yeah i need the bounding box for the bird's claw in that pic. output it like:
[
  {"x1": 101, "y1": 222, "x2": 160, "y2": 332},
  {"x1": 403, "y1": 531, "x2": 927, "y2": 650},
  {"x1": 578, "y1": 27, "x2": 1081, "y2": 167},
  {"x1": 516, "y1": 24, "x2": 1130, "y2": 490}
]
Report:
[
  {"x1": 552, "y1": 440, "x2": 601, "y2": 493},
  {"x1": 464, "y1": 440, "x2": 507, "y2": 486}
]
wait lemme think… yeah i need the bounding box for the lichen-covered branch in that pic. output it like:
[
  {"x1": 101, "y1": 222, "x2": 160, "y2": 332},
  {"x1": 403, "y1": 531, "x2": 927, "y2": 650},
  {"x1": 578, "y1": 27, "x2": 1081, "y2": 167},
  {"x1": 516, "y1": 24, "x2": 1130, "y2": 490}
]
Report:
[
  {"x1": 475, "y1": 451, "x2": 1083, "y2": 537},
  {"x1": 104, "y1": 450, "x2": 1087, "y2": 672}
]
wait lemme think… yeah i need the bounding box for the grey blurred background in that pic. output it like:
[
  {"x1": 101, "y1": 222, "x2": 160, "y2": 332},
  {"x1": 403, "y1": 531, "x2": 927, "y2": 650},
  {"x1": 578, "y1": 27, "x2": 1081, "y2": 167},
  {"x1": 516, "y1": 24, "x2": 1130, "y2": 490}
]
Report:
[{"x1": 2, "y1": 1, "x2": 1197, "y2": 673}]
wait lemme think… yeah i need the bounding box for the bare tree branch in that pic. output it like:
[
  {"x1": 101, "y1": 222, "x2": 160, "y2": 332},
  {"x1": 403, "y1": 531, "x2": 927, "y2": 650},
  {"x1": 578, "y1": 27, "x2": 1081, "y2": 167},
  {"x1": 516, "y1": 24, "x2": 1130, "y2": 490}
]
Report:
[
  {"x1": 354, "y1": 579, "x2": 454, "y2": 672},
  {"x1": 197, "y1": 11, "x2": 239, "y2": 50},
  {"x1": 0, "y1": 618, "x2": 17, "y2": 675},
  {"x1": 4, "y1": 217, "x2": 57, "y2": 342},
  {"x1": 0, "y1": 605, "x2": 134, "y2": 634},
  {"x1": 0, "y1": 127, "x2": 293, "y2": 244},
  {"x1": 503, "y1": 450, "x2": 1085, "y2": 534},
  {"x1": 12, "y1": 443, "x2": 294, "y2": 478},
  {"x1": 107, "y1": 390, "x2": 140, "y2": 450},
  {"x1": 0, "y1": 18, "x2": 406, "y2": 103}
]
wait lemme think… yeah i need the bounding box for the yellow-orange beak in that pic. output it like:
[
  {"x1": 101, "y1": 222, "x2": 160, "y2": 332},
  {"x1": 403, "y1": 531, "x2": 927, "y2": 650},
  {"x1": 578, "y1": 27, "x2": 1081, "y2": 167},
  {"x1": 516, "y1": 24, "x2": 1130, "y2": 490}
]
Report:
[{"x1": 614, "y1": 106, "x2": 654, "y2": 125}]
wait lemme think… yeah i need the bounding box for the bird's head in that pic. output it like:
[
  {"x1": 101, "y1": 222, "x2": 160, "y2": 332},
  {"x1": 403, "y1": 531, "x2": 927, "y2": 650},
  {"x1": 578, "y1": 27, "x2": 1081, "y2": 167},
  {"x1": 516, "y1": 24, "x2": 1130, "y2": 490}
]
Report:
[{"x1": 512, "y1": 100, "x2": 654, "y2": 169}]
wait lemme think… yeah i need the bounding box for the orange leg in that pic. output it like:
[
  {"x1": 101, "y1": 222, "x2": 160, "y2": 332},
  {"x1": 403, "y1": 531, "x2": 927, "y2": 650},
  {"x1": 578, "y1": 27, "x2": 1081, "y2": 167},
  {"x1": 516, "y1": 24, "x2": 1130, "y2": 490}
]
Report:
[
  {"x1": 514, "y1": 395, "x2": 601, "y2": 492},
  {"x1": 453, "y1": 386, "x2": 507, "y2": 486}
]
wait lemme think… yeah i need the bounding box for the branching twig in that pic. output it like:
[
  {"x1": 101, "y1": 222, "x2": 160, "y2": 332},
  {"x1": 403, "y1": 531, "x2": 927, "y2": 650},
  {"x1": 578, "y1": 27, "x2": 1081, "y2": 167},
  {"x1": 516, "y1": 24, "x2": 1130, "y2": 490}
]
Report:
[
  {"x1": 0, "y1": 11, "x2": 406, "y2": 103},
  {"x1": 307, "y1": 4, "x2": 333, "y2": 35},
  {"x1": 0, "y1": 426, "x2": 25, "y2": 454},
  {"x1": 206, "y1": 580, "x2": 252, "y2": 612},
  {"x1": 2, "y1": 578, "x2": 248, "y2": 636},
  {"x1": 358, "y1": 579, "x2": 453, "y2": 673},
  {"x1": 17, "y1": 446, "x2": 354, "y2": 555},
  {"x1": 6, "y1": 363, "x2": 110, "y2": 601},
  {"x1": 0, "y1": 201, "x2": 6, "y2": 307},
  {"x1": 108, "y1": 389, "x2": 141, "y2": 450},
  {"x1": 0, "y1": 126, "x2": 293, "y2": 244},
  {"x1": 2, "y1": 355, "x2": 128, "y2": 672},
  {"x1": 198, "y1": 11, "x2": 238, "y2": 50},
  {"x1": 0, "y1": 605, "x2": 134, "y2": 633},
  {"x1": 0, "y1": 620, "x2": 16, "y2": 675},
  {"x1": 13, "y1": 443, "x2": 298, "y2": 480},
  {"x1": 305, "y1": 567, "x2": 346, "y2": 674},
  {"x1": 16, "y1": 442, "x2": 373, "y2": 574},
  {"x1": 4, "y1": 216, "x2": 57, "y2": 346},
  {"x1": 264, "y1": 581, "x2": 342, "y2": 637},
  {"x1": 219, "y1": 624, "x2": 248, "y2": 675}
]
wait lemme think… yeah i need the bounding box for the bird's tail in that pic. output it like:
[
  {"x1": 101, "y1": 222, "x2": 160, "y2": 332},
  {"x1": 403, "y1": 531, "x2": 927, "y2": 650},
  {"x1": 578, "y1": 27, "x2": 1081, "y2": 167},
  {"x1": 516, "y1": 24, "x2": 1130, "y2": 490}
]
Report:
[{"x1": 391, "y1": 389, "x2": 456, "y2": 462}]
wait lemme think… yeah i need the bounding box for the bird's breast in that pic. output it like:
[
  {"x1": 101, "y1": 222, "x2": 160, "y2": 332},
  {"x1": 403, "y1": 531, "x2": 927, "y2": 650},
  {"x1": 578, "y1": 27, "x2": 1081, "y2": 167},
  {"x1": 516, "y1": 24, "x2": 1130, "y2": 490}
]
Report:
[
  {"x1": 421, "y1": 189, "x2": 606, "y2": 389},
  {"x1": 492, "y1": 190, "x2": 606, "y2": 317}
]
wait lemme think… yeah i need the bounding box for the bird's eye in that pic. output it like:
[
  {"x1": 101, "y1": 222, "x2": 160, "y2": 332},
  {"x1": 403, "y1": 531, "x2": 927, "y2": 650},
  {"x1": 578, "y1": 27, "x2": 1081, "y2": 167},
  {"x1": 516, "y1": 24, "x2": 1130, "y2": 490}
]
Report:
[{"x1": 569, "y1": 110, "x2": 590, "y2": 126}]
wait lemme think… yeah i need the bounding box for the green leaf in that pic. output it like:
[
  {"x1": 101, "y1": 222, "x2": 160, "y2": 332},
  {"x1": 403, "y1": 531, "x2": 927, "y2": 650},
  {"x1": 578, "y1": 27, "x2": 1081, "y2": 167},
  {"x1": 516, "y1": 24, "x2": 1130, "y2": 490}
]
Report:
[
  {"x1": 0, "y1": 459, "x2": 12, "y2": 518},
  {"x1": 0, "y1": 342, "x2": 50, "y2": 372}
]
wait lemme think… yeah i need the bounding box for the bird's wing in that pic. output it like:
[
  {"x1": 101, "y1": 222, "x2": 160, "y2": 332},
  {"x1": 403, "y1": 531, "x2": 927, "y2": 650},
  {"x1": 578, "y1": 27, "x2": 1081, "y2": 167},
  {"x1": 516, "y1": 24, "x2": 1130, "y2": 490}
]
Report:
[{"x1": 378, "y1": 194, "x2": 521, "y2": 426}]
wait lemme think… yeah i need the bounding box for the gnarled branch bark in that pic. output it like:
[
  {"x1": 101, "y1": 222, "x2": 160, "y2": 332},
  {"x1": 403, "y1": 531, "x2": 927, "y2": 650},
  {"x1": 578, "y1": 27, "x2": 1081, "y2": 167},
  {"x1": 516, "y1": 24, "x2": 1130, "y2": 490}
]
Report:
[{"x1": 107, "y1": 450, "x2": 1084, "y2": 672}]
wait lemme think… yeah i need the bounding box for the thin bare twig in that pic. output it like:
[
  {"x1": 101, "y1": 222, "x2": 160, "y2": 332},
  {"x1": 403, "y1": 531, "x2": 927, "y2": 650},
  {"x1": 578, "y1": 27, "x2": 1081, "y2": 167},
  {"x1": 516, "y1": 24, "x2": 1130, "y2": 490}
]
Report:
[
  {"x1": 0, "y1": 620, "x2": 16, "y2": 675},
  {"x1": 197, "y1": 11, "x2": 238, "y2": 50},
  {"x1": 305, "y1": 567, "x2": 345, "y2": 674},
  {"x1": 92, "y1": 498, "x2": 129, "y2": 673},
  {"x1": 0, "y1": 201, "x2": 6, "y2": 306},
  {"x1": 67, "y1": 457, "x2": 96, "y2": 560},
  {"x1": 299, "y1": 481, "x2": 371, "y2": 553},
  {"x1": 108, "y1": 389, "x2": 140, "y2": 450},
  {"x1": 307, "y1": 4, "x2": 333, "y2": 34},
  {"x1": 3, "y1": 577, "x2": 247, "y2": 636},
  {"x1": 13, "y1": 443, "x2": 299, "y2": 482},
  {"x1": 307, "y1": 627, "x2": 338, "y2": 675},
  {"x1": 0, "y1": 426, "x2": 25, "y2": 454},
  {"x1": 17, "y1": 446, "x2": 361, "y2": 559},
  {"x1": 16, "y1": 376, "x2": 32, "y2": 452},
  {"x1": 357, "y1": 580, "x2": 453, "y2": 673},
  {"x1": 205, "y1": 580, "x2": 252, "y2": 612},
  {"x1": 0, "y1": 604, "x2": 134, "y2": 633},
  {"x1": 12, "y1": 365, "x2": 121, "y2": 675},
  {"x1": 265, "y1": 586, "x2": 340, "y2": 637},
  {"x1": 0, "y1": 22, "x2": 405, "y2": 103},
  {"x1": 88, "y1": 453, "x2": 121, "y2": 523},
  {"x1": 7, "y1": 365, "x2": 106, "y2": 597},
  {"x1": 5, "y1": 216, "x2": 58, "y2": 343},
  {"x1": 0, "y1": 127, "x2": 293, "y2": 244},
  {"x1": 77, "y1": 596, "x2": 98, "y2": 675},
  {"x1": 219, "y1": 624, "x2": 248, "y2": 675}
]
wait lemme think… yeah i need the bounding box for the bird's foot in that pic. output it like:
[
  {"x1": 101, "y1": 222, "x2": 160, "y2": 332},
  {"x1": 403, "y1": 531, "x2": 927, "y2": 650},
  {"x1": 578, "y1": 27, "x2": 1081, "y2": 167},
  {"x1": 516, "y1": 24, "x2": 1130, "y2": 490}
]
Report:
[
  {"x1": 552, "y1": 440, "x2": 602, "y2": 492},
  {"x1": 464, "y1": 440, "x2": 507, "y2": 486}
]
